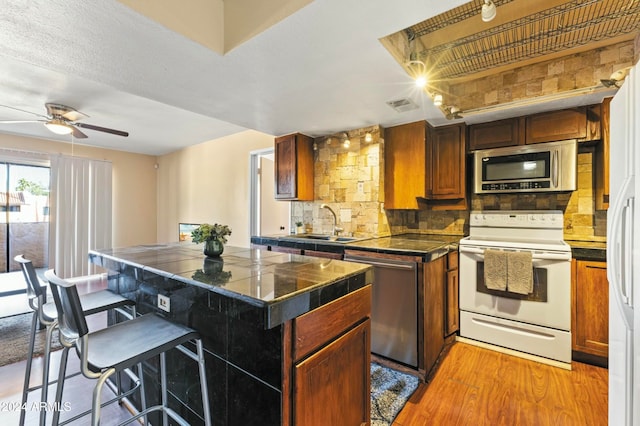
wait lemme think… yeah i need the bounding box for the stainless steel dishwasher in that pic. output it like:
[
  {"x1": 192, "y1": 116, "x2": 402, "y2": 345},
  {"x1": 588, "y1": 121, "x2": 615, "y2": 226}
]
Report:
[{"x1": 343, "y1": 252, "x2": 418, "y2": 367}]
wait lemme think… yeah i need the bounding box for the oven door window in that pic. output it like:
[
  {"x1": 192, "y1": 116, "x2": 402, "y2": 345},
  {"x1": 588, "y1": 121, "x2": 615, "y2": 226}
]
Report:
[
  {"x1": 482, "y1": 152, "x2": 550, "y2": 181},
  {"x1": 476, "y1": 262, "x2": 548, "y2": 302}
]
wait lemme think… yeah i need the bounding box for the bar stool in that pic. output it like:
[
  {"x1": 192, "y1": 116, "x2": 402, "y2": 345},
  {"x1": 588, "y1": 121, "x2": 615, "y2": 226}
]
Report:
[
  {"x1": 45, "y1": 269, "x2": 212, "y2": 426},
  {"x1": 15, "y1": 255, "x2": 136, "y2": 426}
]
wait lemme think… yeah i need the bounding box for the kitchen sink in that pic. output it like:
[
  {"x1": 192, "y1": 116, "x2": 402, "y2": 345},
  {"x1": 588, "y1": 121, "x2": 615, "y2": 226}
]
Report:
[{"x1": 281, "y1": 234, "x2": 366, "y2": 243}]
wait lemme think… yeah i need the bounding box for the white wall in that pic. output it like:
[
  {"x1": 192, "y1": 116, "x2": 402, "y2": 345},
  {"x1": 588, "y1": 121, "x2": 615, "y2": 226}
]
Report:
[
  {"x1": 156, "y1": 130, "x2": 274, "y2": 246},
  {"x1": 0, "y1": 133, "x2": 158, "y2": 248}
]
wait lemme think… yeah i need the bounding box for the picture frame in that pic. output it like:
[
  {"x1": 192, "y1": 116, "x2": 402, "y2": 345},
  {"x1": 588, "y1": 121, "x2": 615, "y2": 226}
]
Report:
[{"x1": 179, "y1": 223, "x2": 200, "y2": 242}]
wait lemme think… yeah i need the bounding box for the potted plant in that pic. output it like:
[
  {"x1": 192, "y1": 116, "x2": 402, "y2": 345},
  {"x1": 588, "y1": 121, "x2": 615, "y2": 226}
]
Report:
[
  {"x1": 295, "y1": 221, "x2": 305, "y2": 234},
  {"x1": 191, "y1": 223, "x2": 232, "y2": 257}
]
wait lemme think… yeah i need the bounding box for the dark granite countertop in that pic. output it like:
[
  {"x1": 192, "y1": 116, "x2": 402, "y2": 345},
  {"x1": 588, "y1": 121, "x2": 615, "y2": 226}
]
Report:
[
  {"x1": 566, "y1": 240, "x2": 607, "y2": 261},
  {"x1": 343, "y1": 233, "x2": 462, "y2": 261},
  {"x1": 89, "y1": 243, "x2": 371, "y2": 328},
  {"x1": 251, "y1": 233, "x2": 462, "y2": 262}
]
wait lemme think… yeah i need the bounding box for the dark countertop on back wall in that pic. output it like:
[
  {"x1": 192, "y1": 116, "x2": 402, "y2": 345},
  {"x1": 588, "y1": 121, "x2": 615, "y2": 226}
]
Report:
[
  {"x1": 566, "y1": 240, "x2": 607, "y2": 261},
  {"x1": 253, "y1": 233, "x2": 607, "y2": 262},
  {"x1": 251, "y1": 233, "x2": 463, "y2": 262}
]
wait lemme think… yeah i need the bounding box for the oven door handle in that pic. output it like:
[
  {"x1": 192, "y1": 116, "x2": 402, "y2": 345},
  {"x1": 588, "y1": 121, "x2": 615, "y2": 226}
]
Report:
[
  {"x1": 459, "y1": 246, "x2": 570, "y2": 261},
  {"x1": 343, "y1": 255, "x2": 417, "y2": 271}
]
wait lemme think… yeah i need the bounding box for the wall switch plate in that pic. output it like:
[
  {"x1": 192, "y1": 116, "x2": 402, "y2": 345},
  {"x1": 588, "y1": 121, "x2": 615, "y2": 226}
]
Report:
[{"x1": 158, "y1": 294, "x2": 170, "y2": 312}]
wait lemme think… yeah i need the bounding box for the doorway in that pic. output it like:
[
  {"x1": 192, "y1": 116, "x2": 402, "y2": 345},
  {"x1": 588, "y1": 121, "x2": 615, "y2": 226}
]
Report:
[
  {"x1": 250, "y1": 149, "x2": 290, "y2": 238},
  {"x1": 0, "y1": 161, "x2": 50, "y2": 297}
]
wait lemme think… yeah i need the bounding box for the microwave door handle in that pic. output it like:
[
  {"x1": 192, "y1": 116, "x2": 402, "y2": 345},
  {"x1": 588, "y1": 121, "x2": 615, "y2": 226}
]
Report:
[{"x1": 552, "y1": 149, "x2": 559, "y2": 188}]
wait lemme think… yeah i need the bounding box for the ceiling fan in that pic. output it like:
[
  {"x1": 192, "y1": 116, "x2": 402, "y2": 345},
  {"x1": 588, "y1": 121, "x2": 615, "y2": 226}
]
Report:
[{"x1": 0, "y1": 103, "x2": 129, "y2": 139}]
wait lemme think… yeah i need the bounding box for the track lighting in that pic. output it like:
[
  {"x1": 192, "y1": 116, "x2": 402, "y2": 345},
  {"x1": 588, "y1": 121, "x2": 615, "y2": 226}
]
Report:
[
  {"x1": 406, "y1": 60, "x2": 428, "y2": 88},
  {"x1": 601, "y1": 68, "x2": 631, "y2": 88},
  {"x1": 340, "y1": 132, "x2": 350, "y2": 148},
  {"x1": 482, "y1": 0, "x2": 497, "y2": 22}
]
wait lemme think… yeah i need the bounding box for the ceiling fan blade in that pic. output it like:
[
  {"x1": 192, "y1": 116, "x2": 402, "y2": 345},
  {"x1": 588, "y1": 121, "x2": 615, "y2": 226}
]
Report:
[
  {"x1": 0, "y1": 104, "x2": 49, "y2": 120},
  {"x1": 75, "y1": 122, "x2": 129, "y2": 137},
  {"x1": 71, "y1": 126, "x2": 88, "y2": 139},
  {"x1": 45, "y1": 103, "x2": 88, "y2": 121},
  {"x1": 0, "y1": 120, "x2": 44, "y2": 124}
]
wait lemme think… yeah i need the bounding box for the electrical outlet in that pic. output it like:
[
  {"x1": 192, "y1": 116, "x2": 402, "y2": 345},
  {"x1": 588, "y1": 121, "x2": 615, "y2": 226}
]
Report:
[
  {"x1": 357, "y1": 181, "x2": 364, "y2": 193},
  {"x1": 158, "y1": 294, "x2": 170, "y2": 312}
]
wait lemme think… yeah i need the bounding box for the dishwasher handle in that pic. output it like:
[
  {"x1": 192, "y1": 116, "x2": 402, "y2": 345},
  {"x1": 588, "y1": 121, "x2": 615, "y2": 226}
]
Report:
[{"x1": 343, "y1": 255, "x2": 417, "y2": 271}]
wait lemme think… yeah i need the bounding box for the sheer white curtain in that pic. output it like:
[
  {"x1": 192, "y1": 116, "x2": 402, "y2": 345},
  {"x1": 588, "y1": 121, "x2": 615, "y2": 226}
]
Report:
[{"x1": 48, "y1": 155, "x2": 112, "y2": 278}]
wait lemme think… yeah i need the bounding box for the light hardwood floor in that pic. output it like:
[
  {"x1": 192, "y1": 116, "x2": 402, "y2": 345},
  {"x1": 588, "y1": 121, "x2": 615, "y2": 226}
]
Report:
[
  {"x1": 0, "y1": 276, "x2": 609, "y2": 426},
  {"x1": 395, "y1": 342, "x2": 608, "y2": 426}
]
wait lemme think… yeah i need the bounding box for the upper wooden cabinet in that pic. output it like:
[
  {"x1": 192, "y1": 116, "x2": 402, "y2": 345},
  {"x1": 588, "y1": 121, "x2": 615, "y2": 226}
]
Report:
[
  {"x1": 526, "y1": 107, "x2": 588, "y2": 144},
  {"x1": 274, "y1": 133, "x2": 314, "y2": 201},
  {"x1": 385, "y1": 121, "x2": 467, "y2": 210},
  {"x1": 595, "y1": 99, "x2": 611, "y2": 210},
  {"x1": 468, "y1": 104, "x2": 603, "y2": 151},
  {"x1": 384, "y1": 121, "x2": 427, "y2": 209},
  {"x1": 468, "y1": 118, "x2": 521, "y2": 150},
  {"x1": 428, "y1": 124, "x2": 466, "y2": 202}
]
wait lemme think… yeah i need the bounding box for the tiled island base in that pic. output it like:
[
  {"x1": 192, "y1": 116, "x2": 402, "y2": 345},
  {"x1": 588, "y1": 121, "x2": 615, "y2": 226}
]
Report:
[{"x1": 90, "y1": 243, "x2": 372, "y2": 425}]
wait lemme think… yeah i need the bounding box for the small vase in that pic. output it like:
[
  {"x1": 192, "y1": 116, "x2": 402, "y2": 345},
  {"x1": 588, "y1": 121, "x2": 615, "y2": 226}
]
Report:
[{"x1": 204, "y1": 239, "x2": 224, "y2": 257}]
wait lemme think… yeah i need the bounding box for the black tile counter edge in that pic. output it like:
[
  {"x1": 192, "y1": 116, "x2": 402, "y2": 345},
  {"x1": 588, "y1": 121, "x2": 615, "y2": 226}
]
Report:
[{"x1": 89, "y1": 249, "x2": 372, "y2": 329}]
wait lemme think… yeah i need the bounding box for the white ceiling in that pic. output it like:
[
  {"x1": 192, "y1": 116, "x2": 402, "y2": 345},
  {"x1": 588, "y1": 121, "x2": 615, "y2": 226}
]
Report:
[{"x1": 0, "y1": 0, "x2": 610, "y2": 156}]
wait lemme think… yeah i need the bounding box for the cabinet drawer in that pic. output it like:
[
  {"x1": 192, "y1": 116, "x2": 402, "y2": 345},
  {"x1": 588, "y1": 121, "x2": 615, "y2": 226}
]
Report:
[
  {"x1": 294, "y1": 285, "x2": 371, "y2": 361},
  {"x1": 270, "y1": 246, "x2": 303, "y2": 255},
  {"x1": 304, "y1": 250, "x2": 343, "y2": 260}
]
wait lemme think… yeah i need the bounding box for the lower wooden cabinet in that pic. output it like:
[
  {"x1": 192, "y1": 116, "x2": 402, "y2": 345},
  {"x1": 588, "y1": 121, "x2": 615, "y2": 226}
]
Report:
[
  {"x1": 572, "y1": 259, "x2": 609, "y2": 360},
  {"x1": 422, "y1": 255, "x2": 445, "y2": 376},
  {"x1": 291, "y1": 285, "x2": 371, "y2": 426},
  {"x1": 445, "y1": 251, "x2": 459, "y2": 336},
  {"x1": 294, "y1": 320, "x2": 370, "y2": 426}
]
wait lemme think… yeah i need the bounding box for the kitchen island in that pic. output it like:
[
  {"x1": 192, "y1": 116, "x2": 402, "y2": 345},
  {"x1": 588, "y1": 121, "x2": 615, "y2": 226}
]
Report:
[{"x1": 89, "y1": 243, "x2": 372, "y2": 426}]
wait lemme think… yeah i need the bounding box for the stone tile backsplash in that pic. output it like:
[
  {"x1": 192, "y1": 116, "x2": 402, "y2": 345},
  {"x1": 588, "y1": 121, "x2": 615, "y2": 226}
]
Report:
[{"x1": 292, "y1": 127, "x2": 605, "y2": 242}]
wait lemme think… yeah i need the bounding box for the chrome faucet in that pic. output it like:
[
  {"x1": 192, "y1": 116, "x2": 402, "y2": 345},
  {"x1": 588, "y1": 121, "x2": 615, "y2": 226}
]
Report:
[{"x1": 320, "y1": 204, "x2": 343, "y2": 236}]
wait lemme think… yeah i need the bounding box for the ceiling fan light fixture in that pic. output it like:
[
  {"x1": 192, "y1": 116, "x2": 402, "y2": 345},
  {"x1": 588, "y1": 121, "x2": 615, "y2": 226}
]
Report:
[
  {"x1": 44, "y1": 119, "x2": 73, "y2": 135},
  {"x1": 482, "y1": 0, "x2": 497, "y2": 22},
  {"x1": 433, "y1": 94, "x2": 443, "y2": 106}
]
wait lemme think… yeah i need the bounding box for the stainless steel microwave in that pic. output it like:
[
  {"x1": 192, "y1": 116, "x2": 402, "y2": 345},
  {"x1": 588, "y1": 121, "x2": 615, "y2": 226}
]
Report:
[{"x1": 474, "y1": 139, "x2": 577, "y2": 194}]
